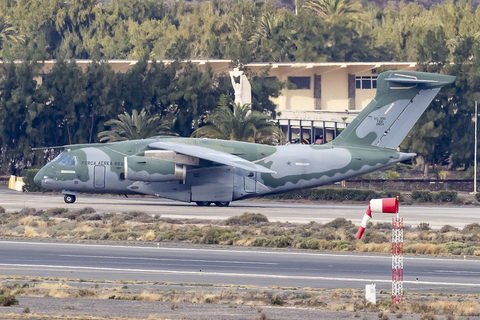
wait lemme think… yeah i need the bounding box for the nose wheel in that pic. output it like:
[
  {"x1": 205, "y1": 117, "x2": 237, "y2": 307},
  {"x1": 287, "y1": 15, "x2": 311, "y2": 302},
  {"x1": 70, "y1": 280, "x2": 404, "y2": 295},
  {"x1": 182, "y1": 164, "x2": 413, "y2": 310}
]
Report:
[
  {"x1": 195, "y1": 201, "x2": 211, "y2": 206},
  {"x1": 64, "y1": 194, "x2": 76, "y2": 204},
  {"x1": 214, "y1": 201, "x2": 230, "y2": 207}
]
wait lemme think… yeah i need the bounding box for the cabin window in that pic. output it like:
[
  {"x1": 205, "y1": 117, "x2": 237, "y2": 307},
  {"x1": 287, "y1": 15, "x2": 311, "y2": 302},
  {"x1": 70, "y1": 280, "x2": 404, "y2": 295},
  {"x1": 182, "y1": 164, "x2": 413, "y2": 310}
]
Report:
[
  {"x1": 355, "y1": 76, "x2": 377, "y2": 89},
  {"x1": 69, "y1": 156, "x2": 78, "y2": 166},
  {"x1": 58, "y1": 155, "x2": 71, "y2": 166}
]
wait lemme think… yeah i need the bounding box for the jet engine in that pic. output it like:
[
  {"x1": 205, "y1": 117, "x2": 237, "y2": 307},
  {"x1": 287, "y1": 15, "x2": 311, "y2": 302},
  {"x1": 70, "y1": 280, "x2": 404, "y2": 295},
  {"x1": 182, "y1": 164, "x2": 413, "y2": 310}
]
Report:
[{"x1": 124, "y1": 156, "x2": 186, "y2": 182}]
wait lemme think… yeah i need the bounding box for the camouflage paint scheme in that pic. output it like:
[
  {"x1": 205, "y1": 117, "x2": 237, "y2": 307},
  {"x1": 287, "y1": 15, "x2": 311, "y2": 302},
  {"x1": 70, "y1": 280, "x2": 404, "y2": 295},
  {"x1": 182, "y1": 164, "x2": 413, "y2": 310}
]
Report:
[{"x1": 34, "y1": 71, "x2": 455, "y2": 205}]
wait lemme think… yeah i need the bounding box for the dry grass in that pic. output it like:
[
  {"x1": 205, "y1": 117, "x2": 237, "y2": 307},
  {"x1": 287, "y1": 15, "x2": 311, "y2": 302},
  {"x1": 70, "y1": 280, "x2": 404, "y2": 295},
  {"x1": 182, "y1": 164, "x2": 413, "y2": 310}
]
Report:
[
  {"x1": 143, "y1": 230, "x2": 155, "y2": 241},
  {"x1": 356, "y1": 243, "x2": 391, "y2": 253},
  {"x1": 73, "y1": 225, "x2": 94, "y2": 233},
  {"x1": 138, "y1": 290, "x2": 161, "y2": 301},
  {"x1": 19, "y1": 216, "x2": 33, "y2": 226},
  {"x1": 406, "y1": 243, "x2": 446, "y2": 255},
  {"x1": 2, "y1": 207, "x2": 480, "y2": 257},
  {"x1": 23, "y1": 226, "x2": 38, "y2": 238}
]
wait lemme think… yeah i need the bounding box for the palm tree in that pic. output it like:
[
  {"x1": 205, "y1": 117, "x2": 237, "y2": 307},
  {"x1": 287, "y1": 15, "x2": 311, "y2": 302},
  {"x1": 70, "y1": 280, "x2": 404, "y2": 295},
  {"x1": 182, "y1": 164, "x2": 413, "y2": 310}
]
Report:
[
  {"x1": 0, "y1": 18, "x2": 25, "y2": 50},
  {"x1": 303, "y1": 0, "x2": 361, "y2": 25},
  {"x1": 98, "y1": 109, "x2": 172, "y2": 142},
  {"x1": 249, "y1": 12, "x2": 286, "y2": 44},
  {"x1": 191, "y1": 100, "x2": 284, "y2": 145}
]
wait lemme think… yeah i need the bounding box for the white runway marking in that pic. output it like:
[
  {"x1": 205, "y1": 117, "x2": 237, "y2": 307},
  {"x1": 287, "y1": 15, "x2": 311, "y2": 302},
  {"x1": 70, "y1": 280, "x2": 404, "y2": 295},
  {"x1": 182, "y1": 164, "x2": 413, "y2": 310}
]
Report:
[
  {"x1": 0, "y1": 263, "x2": 478, "y2": 287},
  {"x1": 2, "y1": 240, "x2": 479, "y2": 263},
  {"x1": 59, "y1": 254, "x2": 278, "y2": 265}
]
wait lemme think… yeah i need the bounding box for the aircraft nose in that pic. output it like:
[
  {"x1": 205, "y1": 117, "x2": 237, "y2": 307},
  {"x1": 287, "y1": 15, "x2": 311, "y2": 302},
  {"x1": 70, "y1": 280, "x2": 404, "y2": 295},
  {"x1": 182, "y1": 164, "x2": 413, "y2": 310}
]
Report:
[{"x1": 34, "y1": 170, "x2": 43, "y2": 187}]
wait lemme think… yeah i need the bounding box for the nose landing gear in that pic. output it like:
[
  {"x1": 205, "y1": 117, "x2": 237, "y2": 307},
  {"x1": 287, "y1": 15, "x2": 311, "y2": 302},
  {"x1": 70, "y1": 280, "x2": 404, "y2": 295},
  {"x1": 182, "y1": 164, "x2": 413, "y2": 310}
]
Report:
[{"x1": 64, "y1": 194, "x2": 76, "y2": 204}]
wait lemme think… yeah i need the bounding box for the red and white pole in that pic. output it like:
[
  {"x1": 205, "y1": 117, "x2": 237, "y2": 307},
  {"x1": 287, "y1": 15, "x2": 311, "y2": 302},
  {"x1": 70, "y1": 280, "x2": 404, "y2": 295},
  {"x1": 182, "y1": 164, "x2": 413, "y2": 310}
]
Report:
[
  {"x1": 392, "y1": 195, "x2": 403, "y2": 304},
  {"x1": 355, "y1": 197, "x2": 403, "y2": 303}
]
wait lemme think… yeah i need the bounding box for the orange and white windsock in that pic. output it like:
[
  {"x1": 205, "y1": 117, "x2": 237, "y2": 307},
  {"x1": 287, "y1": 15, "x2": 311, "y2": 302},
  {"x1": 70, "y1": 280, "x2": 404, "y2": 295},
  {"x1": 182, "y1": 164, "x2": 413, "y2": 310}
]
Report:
[
  {"x1": 356, "y1": 198, "x2": 399, "y2": 239},
  {"x1": 356, "y1": 206, "x2": 372, "y2": 239}
]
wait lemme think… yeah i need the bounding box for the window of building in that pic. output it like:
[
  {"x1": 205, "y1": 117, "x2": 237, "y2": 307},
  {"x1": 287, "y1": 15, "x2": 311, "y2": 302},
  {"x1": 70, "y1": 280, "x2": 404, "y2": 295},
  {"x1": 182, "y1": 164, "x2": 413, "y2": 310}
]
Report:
[
  {"x1": 355, "y1": 76, "x2": 377, "y2": 89},
  {"x1": 288, "y1": 76, "x2": 310, "y2": 90}
]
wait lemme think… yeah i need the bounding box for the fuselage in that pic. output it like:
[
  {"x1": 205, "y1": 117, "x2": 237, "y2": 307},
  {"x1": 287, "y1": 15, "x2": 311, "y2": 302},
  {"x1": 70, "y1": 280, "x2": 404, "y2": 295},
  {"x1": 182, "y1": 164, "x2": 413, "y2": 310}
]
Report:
[{"x1": 34, "y1": 137, "x2": 412, "y2": 203}]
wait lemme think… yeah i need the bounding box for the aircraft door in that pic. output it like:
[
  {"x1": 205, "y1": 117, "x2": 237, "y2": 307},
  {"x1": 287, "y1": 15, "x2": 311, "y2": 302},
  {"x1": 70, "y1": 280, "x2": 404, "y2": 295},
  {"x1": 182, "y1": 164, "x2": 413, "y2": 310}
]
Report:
[
  {"x1": 244, "y1": 172, "x2": 256, "y2": 193},
  {"x1": 94, "y1": 165, "x2": 105, "y2": 189}
]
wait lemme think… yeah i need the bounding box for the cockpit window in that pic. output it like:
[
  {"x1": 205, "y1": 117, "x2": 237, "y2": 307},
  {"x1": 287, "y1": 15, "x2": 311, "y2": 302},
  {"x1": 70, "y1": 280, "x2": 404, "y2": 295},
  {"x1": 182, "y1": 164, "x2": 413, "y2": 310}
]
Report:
[
  {"x1": 58, "y1": 155, "x2": 71, "y2": 166},
  {"x1": 69, "y1": 156, "x2": 78, "y2": 166},
  {"x1": 51, "y1": 153, "x2": 63, "y2": 163}
]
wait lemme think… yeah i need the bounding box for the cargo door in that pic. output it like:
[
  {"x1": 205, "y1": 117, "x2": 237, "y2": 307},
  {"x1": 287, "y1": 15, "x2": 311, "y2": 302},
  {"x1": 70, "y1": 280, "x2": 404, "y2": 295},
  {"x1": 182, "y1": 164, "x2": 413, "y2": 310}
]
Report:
[
  {"x1": 94, "y1": 165, "x2": 105, "y2": 189},
  {"x1": 244, "y1": 172, "x2": 256, "y2": 193}
]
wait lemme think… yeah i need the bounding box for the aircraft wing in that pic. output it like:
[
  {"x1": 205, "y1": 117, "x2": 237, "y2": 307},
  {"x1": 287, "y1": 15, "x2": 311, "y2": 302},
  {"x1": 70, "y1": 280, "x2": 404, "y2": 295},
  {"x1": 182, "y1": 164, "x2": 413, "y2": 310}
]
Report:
[{"x1": 148, "y1": 141, "x2": 275, "y2": 174}]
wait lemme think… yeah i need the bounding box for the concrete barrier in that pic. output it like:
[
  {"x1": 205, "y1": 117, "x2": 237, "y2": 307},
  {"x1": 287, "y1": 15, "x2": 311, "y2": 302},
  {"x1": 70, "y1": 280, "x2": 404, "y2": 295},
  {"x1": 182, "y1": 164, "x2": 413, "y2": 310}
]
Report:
[{"x1": 8, "y1": 176, "x2": 24, "y2": 192}]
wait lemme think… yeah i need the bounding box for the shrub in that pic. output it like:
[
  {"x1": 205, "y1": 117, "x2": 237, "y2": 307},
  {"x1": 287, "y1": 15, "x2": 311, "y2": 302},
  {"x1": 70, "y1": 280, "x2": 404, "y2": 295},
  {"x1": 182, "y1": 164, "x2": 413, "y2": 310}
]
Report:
[
  {"x1": 417, "y1": 223, "x2": 431, "y2": 231},
  {"x1": 324, "y1": 218, "x2": 354, "y2": 229},
  {"x1": 46, "y1": 207, "x2": 69, "y2": 216},
  {"x1": 434, "y1": 190, "x2": 457, "y2": 203},
  {"x1": 253, "y1": 238, "x2": 267, "y2": 246},
  {"x1": 225, "y1": 213, "x2": 269, "y2": 226},
  {"x1": 439, "y1": 225, "x2": 459, "y2": 233},
  {"x1": 445, "y1": 242, "x2": 466, "y2": 253},
  {"x1": 270, "y1": 297, "x2": 283, "y2": 306},
  {"x1": 0, "y1": 294, "x2": 19, "y2": 306},
  {"x1": 462, "y1": 223, "x2": 480, "y2": 233},
  {"x1": 265, "y1": 236, "x2": 293, "y2": 248},
  {"x1": 412, "y1": 190, "x2": 433, "y2": 203},
  {"x1": 299, "y1": 237, "x2": 319, "y2": 250},
  {"x1": 386, "y1": 171, "x2": 400, "y2": 180},
  {"x1": 0, "y1": 207, "x2": 4, "y2": 214}
]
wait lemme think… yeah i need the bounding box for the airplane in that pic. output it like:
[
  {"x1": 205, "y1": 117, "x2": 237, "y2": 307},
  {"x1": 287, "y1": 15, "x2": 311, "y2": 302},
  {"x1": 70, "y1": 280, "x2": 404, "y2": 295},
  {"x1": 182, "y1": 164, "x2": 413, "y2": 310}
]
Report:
[{"x1": 34, "y1": 70, "x2": 455, "y2": 206}]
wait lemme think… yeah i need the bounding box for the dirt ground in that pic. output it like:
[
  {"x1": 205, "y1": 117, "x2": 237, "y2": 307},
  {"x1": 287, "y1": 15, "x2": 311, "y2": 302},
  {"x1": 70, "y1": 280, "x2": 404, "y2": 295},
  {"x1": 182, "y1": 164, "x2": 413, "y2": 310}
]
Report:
[{"x1": 0, "y1": 296, "x2": 432, "y2": 320}]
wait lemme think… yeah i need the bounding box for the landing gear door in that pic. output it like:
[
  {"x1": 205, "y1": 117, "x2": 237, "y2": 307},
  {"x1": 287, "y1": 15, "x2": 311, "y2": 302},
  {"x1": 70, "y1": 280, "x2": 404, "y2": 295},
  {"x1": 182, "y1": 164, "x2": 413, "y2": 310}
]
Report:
[
  {"x1": 94, "y1": 165, "x2": 105, "y2": 189},
  {"x1": 244, "y1": 172, "x2": 256, "y2": 193}
]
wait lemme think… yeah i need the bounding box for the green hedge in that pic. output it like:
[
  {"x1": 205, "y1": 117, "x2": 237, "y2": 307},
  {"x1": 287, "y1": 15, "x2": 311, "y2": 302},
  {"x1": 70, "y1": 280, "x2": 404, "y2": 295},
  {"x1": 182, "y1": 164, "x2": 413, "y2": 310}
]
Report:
[
  {"x1": 265, "y1": 188, "x2": 403, "y2": 202},
  {"x1": 412, "y1": 190, "x2": 458, "y2": 203}
]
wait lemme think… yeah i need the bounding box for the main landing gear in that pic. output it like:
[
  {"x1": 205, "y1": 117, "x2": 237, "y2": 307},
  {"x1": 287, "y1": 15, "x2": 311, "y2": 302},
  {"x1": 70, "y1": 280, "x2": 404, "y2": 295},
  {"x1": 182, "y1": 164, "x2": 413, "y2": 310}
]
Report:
[
  {"x1": 195, "y1": 201, "x2": 230, "y2": 207},
  {"x1": 64, "y1": 194, "x2": 76, "y2": 204}
]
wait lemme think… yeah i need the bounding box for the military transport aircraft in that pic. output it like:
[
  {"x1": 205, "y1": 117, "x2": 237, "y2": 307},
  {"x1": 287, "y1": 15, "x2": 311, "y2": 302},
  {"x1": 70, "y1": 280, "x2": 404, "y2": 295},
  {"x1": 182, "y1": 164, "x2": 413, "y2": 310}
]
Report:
[{"x1": 34, "y1": 70, "x2": 455, "y2": 206}]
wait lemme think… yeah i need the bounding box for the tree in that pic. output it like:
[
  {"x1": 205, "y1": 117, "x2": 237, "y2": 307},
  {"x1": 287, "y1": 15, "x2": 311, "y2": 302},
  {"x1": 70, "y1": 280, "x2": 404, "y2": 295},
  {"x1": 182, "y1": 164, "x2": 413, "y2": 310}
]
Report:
[
  {"x1": 41, "y1": 59, "x2": 87, "y2": 146},
  {"x1": 0, "y1": 61, "x2": 46, "y2": 174},
  {"x1": 303, "y1": 0, "x2": 361, "y2": 26},
  {"x1": 0, "y1": 17, "x2": 24, "y2": 50},
  {"x1": 98, "y1": 108, "x2": 172, "y2": 142},
  {"x1": 191, "y1": 97, "x2": 284, "y2": 145}
]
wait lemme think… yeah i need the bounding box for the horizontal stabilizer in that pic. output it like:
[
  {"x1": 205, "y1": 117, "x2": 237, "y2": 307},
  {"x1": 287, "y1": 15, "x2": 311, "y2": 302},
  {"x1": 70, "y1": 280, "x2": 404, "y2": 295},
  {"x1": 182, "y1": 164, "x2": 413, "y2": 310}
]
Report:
[{"x1": 149, "y1": 141, "x2": 275, "y2": 174}]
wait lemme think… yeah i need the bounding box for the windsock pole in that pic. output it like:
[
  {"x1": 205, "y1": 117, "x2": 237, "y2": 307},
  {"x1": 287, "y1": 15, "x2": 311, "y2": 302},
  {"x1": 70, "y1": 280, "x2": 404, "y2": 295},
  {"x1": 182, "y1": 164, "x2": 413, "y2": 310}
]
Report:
[{"x1": 392, "y1": 195, "x2": 403, "y2": 304}]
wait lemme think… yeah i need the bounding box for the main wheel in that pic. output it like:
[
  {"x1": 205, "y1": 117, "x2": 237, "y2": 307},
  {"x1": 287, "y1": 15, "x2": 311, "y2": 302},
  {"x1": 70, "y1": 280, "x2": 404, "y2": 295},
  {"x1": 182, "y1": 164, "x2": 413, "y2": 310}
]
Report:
[
  {"x1": 196, "y1": 201, "x2": 211, "y2": 206},
  {"x1": 214, "y1": 201, "x2": 230, "y2": 207},
  {"x1": 64, "y1": 194, "x2": 76, "y2": 204}
]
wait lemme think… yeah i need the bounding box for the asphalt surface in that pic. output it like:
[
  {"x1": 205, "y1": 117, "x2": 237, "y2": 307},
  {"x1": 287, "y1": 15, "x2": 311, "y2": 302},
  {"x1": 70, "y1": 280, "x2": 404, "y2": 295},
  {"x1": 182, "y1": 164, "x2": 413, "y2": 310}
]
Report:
[
  {"x1": 1, "y1": 187, "x2": 479, "y2": 229},
  {"x1": 0, "y1": 240, "x2": 479, "y2": 294}
]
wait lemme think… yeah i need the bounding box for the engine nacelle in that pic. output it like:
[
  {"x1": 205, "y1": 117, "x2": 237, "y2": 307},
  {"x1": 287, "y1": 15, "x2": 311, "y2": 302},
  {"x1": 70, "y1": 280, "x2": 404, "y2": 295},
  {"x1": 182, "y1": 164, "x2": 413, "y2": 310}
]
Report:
[{"x1": 124, "y1": 156, "x2": 186, "y2": 182}]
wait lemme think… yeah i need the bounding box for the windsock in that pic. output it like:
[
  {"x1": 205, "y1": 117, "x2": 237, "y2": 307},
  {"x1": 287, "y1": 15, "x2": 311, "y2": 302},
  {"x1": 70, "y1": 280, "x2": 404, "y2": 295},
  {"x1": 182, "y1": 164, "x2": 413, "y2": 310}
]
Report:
[
  {"x1": 356, "y1": 206, "x2": 372, "y2": 239},
  {"x1": 356, "y1": 198, "x2": 399, "y2": 239}
]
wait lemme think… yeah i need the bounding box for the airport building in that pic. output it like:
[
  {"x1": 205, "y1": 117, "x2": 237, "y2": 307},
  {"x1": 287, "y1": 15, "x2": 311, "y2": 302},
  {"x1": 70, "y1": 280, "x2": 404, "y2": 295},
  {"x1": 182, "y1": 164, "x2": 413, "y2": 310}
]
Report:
[{"x1": 38, "y1": 60, "x2": 418, "y2": 143}]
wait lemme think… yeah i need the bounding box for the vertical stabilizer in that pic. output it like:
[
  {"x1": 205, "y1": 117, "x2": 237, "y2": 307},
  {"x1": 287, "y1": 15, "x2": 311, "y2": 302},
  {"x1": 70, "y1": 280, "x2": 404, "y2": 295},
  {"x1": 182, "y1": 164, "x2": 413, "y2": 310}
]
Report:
[{"x1": 332, "y1": 71, "x2": 455, "y2": 149}]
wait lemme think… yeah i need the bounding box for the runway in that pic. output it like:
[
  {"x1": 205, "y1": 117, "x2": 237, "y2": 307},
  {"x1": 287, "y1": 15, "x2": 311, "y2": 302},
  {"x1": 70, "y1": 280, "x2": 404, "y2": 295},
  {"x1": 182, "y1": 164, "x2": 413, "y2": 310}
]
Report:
[
  {"x1": 1, "y1": 187, "x2": 478, "y2": 229},
  {"x1": 0, "y1": 240, "x2": 479, "y2": 294}
]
